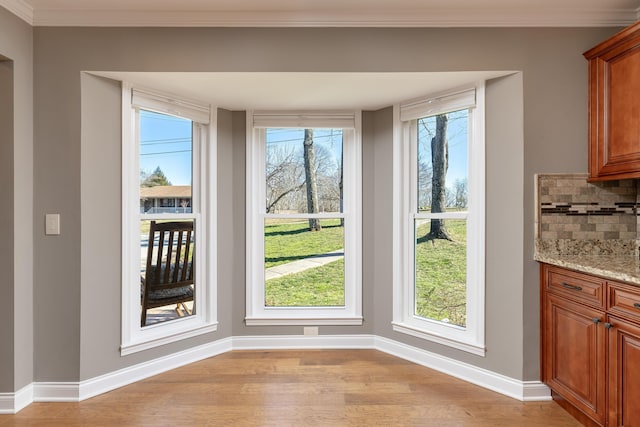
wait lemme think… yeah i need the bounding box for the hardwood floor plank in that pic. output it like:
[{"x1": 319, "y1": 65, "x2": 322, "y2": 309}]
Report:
[{"x1": 0, "y1": 350, "x2": 581, "y2": 426}]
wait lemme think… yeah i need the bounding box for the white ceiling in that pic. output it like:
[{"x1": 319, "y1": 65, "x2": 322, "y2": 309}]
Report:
[
  {"x1": 2, "y1": 0, "x2": 639, "y2": 27},
  {"x1": 91, "y1": 71, "x2": 513, "y2": 111}
]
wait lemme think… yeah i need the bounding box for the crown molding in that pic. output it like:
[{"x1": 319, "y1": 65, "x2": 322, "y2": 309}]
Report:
[
  {"x1": 0, "y1": 4, "x2": 636, "y2": 28},
  {"x1": 32, "y1": 9, "x2": 639, "y2": 28},
  {"x1": 0, "y1": 0, "x2": 33, "y2": 24}
]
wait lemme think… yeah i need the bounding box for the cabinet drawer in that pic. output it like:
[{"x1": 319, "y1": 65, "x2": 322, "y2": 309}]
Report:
[
  {"x1": 608, "y1": 282, "x2": 640, "y2": 323},
  {"x1": 544, "y1": 266, "x2": 605, "y2": 308}
]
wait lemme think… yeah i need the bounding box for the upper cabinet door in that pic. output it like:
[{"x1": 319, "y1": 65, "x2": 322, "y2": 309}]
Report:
[{"x1": 584, "y1": 21, "x2": 640, "y2": 181}]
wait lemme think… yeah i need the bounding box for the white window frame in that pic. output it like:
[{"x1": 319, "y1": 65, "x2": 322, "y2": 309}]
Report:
[
  {"x1": 121, "y1": 84, "x2": 217, "y2": 355},
  {"x1": 392, "y1": 84, "x2": 486, "y2": 356},
  {"x1": 245, "y1": 111, "x2": 363, "y2": 326}
]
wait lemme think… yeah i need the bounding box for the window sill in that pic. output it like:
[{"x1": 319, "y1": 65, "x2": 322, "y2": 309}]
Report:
[
  {"x1": 392, "y1": 322, "x2": 485, "y2": 357},
  {"x1": 121, "y1": 321, "x2": 218, "y2": 356},
  {"x1": 245, "y1": 317, "x2": 363, "y2": 326}
]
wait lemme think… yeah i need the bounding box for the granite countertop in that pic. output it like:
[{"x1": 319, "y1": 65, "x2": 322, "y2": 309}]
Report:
[{"x1": 535, "y1": 252, "x2": 640, "y2": 286}]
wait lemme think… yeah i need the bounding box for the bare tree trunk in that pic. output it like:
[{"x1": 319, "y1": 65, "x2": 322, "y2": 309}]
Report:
[
  {"x1": 426, "y1": 114, "x2": 451, "y2": 241},
  {"x1": 303, "y1": 129, "x2": 322, "y2": 231}
]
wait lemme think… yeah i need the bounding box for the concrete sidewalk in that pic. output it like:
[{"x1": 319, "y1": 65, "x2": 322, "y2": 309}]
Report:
[{"x1": 265, "y1": 249, "x2": 344, "y2": 280}]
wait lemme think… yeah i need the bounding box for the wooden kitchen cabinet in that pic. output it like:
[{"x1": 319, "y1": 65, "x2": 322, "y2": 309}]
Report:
[
  {"x1": 541, "y1": 264, "x2": 640, "y2": 426},
  {"x1": 583, "y1": 21, "x2": 640, "y2": 181},
  {"x1": 607, "y1": 280, "x2": 640, "y2": 427},
  {"x1": 542, "y1": 265, "x2": 607, "y2": 425},
  {"x1": 607, "y1": 315, "x2": 640, "y2": 427}
]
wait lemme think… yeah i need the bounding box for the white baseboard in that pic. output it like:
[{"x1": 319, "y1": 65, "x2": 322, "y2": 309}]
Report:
[
  {"x1": 232, "y1": 334, "x2": 375, "y2": 350},
  {"x1": 0, "y1": 394, "x2": 11, "y2": 414},
  {"x1": 4, "y1": 334, "x2": 549, "y2": 413},
  {"x1": 521, "y1": 381, "x2": 553, "y2": 402},
  {"x1": 79, "y1": 337, "x2": 232, "y2": 401},
  {"x1": 30, "y1": 337, "x2": 233, "y2": 403},
  {"x1": 33, "y1": 382, "x2": 80, "y2": 402},
  {"x1": 373, "y1": 336, "x2": 551, "y2": 401},
  {"x1": 0, "y1": 384, "x2": 33, "y2": 414}
]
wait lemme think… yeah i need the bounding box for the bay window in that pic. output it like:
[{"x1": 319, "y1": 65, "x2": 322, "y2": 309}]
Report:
[
  {"x1": 246, "y1": 111, "x2": 362, "y2": 325},
  {"x1": 121, "y1": 85, "x2": 217, "y2": 354},
  {"x1": 393, "y1": 85, "x2": 486, "y2": 355}
]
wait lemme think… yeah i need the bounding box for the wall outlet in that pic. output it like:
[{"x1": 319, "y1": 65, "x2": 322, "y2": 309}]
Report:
[
  {"x1": 303, "y1": 326, "x2": 318, "y2": 336},
  {"x1": 45, "y1": 214, "x2": 60, "y2": 235}
]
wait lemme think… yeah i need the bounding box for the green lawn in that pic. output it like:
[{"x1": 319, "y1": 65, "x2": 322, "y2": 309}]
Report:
[
  {"x1": 264, "y1": 219, "x2": 345, "y2": 307},
  {"x1": 265, "y1": 259, "x2": 344, "y2": 307},
  {"x1": 415, "y1": 219, "x2": 467, "y2": 327},
  {"x1": 262, "y1": 218, "x2": 467, "y2": 315},
  {"x1": 264, "y1": 219, "x2": 344, "y2": 268}
]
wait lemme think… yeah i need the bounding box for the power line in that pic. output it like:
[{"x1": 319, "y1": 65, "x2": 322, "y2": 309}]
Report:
[
  {"x1": 140, "y1": 149, "x2": 191, "y2": 157},
  {"x1": 141, "y1": 137, "x2": 192, "y2": 146}
]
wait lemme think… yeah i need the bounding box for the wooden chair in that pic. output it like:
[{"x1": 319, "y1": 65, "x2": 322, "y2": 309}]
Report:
[{"x1": 141, "y1": 220, "x2": 195, "y2": 327}]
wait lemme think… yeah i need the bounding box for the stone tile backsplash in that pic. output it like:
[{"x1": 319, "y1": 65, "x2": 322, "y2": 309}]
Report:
[{"x1": 536, "y1": 173, "x2": 639, "y2": 256}]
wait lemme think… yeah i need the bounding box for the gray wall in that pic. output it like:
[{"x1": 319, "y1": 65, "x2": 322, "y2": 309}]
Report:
[
  {"x1": 80, "y1": 74, "x2": 122, "y2": 378},
  {"x1": 78, "y1": 76, "x2": 238, "y2": 380},
  {"x1": 231, "y1": 111, "x2": 247, "y2": 337},
  {"x1": 370, "y1": 107, "x2": 394, "y2": 337},
  {"x1": 0, "y1": 58, "x2": 15, "y2": 391},
  {"x1": 0, "y1": 6, "x2": 33, "y2": 393},
  {"x1": 360, "y1": 110, "x2": 378, "y2": 335},
  {"x1": 217, "y1": 108, "x2": 235, "y2": 339},
  {"x1": 31, "y1": 26, "x2": 619, "y2": 384}
]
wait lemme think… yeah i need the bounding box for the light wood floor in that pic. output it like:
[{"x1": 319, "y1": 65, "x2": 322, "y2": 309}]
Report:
[{"x1": 0, "y1": 350, "x2": 580, "y2": 426}]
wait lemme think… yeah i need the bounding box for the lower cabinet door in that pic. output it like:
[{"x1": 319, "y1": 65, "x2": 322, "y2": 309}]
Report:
[
  {"x1": 608, "y1": 316, "x2": 640, "y2": 427},
  {"x1": 543, "y1": 294, "x2": 606, "y2": 425}
]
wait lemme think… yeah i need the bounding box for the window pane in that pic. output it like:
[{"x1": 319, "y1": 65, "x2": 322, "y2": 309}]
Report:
[
  {"x1": 139, "y1": 110, "x2": 193, "y2": 214},
  {"x1": 265, "y1": 128, "x2": 343, "y2": 214},
  {"x1": 414, "y1": 218, "x2": 466, "y2": 327},
  {"x1": 264, "y1": 218, "x2": 344, "y2": 307},
  {"x1": 417, "y1": 110, "x2": 468, "y2": 213},
  {"x1": 140, "y1": 219, "x2": 195, "y2": 326}
]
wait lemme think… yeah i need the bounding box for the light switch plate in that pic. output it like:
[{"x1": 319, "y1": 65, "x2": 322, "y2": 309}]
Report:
[{"x1": 45, "y1": 214, "x2": 60, "y2": 235}]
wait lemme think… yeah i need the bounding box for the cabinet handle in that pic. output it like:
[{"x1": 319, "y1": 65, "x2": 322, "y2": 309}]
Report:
[
  {"x1": 561, "y1": 282, "x2": 583, "y2": 291},
  {"x1": 634, "y1": 303, "x2": 640, "y2": 310},
  {"x1": 592, "y1": 318, "x2": 601, "y2": 324},
  {"x1": 604, "y1": 322, "x2": 614, "y2": 329}
]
